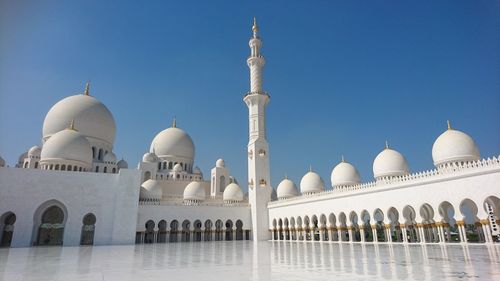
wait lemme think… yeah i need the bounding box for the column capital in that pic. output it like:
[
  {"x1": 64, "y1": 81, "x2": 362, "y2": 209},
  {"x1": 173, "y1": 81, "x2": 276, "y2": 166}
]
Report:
[{"x1": 456, "y1": 220, "x2": 465, "y2": 226}]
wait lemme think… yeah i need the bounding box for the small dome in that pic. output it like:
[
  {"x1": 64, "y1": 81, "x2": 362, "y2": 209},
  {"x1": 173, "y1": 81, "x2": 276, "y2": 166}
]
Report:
[
  {"x1": 216, "y1": 158, "x2": 225, "y2": 168},
  {"x1": 0, "y1": 156, "x2": 5, "y2": 167},
  {"x1": 373, "y1": 145, "x2": 409, "y2": 179},
  {"x1": 183, "y1": 181, "x2": 206, "y2": 201},
  {"x1": 117, "y1": 159, "x2": 128, "y2": 169},
  {"x1": 223, "y1": 183, "x2": 244, "y2": 202},
  {"x1": 331, "y1": 159, "x2": 361, "y2": 187},
  {"x1": 28, "y1": 146, "x2": 42, "y2": 157},
  {"x1": 40, "y1": 128, "x2": 92, "y2": 167},
  {"x1": 17, "y1": 151, "x2": 27, "y2": 165},
  {"x1": 103, "y1": 151, "x2": 117, "y2": 163},
  {"x1": 141, "y1": 179, "x2": 163, "y2": 200},
  {"x1": 150, "y1": 126, "x2": 195, "y2": 161},
  {"x1": 276, "y1": 178, "x2": 298, "y2": 199},
  {"x1": 432, "y1": 125, "x2": 480, "y2": 167},
  {"x1": 173, "y1": 163, "x2": 183, "y2": 172},
  {"x1": 300, "y1": 170, "x2": 325, "y2": 194},
  {"x1": 193, "y1": 166, "x2": 202, "y2": 174},
  {"x1": 142, "y1": 152, "x2": 158, "y2": 163},
  {"x1": 43, "y1": 93, "x2": 116, "y2": 145}
]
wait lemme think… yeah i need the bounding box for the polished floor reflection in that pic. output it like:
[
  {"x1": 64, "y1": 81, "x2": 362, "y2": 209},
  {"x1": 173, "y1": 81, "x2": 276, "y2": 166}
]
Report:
[{"x1": 0, "y1": 241, "x2": 499, "y2": 281}]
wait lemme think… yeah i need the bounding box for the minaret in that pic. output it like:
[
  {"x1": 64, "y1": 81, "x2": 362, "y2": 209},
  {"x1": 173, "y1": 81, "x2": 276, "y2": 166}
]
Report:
[{"x1": 244, "y1": 18, "x2": 272, "y2": 241}]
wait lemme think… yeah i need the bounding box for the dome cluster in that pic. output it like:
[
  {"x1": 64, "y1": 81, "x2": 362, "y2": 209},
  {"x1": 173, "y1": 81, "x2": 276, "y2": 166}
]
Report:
[
  {"x1": 15, "y1": 84, "x2": 127, "y2": 174},
  {"x1": 277, "y1": 122, "x2": 481, "y2": 200}
]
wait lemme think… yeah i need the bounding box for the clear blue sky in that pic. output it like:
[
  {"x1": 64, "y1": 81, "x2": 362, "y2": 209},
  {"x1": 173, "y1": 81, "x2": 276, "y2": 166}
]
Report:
[{"x1": 1, "y1": 1, "x2": 499, "y2": 190}]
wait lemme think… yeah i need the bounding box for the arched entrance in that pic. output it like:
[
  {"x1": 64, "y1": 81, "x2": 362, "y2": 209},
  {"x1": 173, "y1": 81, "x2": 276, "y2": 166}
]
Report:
[
  {"x1": 204, "y1": 220, "x2": 213, "y2": 241},
  {"x1": 169, "y1": 220, "x2": 179, "y2": 242},
  {"x1": 37, "y1": 206, "x2": 65, "y2": 246},
  {"x1": 144, "y1": 220, "x2": 155, "y2": 243},
  {"x1": 157, "y1": 220, "x2": 167, "y2": 243},
  {"x1": 181, "y1": 220, "x2": 191, "y2": 242},
  {"x1": 215, "y1": 220, "x2": 223, "y2": 241},
  {"x1": 236, "y1": 220, "x2": 244, "y2": 240},
  {"x1": 0, "y1": 212, "x2": 16, "y2": 247},
  {"x1": 193, "y1": 220, "x2": 202, "y2": 242},
  {"x1": 225, "y1": 220, "x2": 233, "y2": 241},
  {"x1": 80, "y1": 213, "x2": 96, "y2": 245}
]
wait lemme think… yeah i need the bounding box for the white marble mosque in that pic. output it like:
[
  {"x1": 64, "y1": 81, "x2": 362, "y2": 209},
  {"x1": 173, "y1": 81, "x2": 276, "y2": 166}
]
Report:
[{"x1": 0, "y1": 19, "x2": 499, "y2": 253}]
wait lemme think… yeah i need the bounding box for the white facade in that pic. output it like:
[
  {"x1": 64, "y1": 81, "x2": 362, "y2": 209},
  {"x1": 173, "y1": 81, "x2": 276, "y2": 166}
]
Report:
[{"x1": 0, "y1": 19, "x2": 499, "y2": 249}]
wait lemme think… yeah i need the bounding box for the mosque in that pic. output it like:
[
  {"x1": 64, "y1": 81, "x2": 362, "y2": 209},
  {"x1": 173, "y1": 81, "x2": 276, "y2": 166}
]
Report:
[{"x1": 0, "y1": 19, "x2": 499, "y2": 248}]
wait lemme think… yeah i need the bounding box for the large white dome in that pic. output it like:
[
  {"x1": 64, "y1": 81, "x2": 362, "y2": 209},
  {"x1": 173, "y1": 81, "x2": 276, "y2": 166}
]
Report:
[
  {"x1": 28, "y1": 145, "x2": 42, "y2": 157},
  {"x1": 223, "y1": 182, "x2": 244, "y2": 202},
  {"x1": 43, "y1": 94, "x2": 116, "y2": 145},
  {"x1": 276, "y1": 178, "x2": 298, "y2": 199},
  {"x1": 432, "y1": 125, "x2": 480, "y2": 167},
  {"x1": 300, "y1": 171, "x2": 325, "y2": 194},
  {"x1": 150, "y1": 127, "x2": 195, "y2": 160},
  {"x1": 184, "y1": 181, "x2": 206, "y2": 201},
  {"x1": 331, "y1": 159, "x2": 361, "y2": 187},
  {"x1": 373, "y1": 145, "x2": 409, "y2": 179},
  {"x1": 40, "y1": 128, "x2": 93, "y2": 166}
]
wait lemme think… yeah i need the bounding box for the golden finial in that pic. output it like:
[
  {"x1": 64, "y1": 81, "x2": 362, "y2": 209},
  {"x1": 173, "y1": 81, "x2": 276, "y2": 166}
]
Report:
[
  {"x1": 385, "y1": 140, "x2": 389, "y2": 149},
  {"x1": 284, "y1": 173, "x2": 288, "y2": 180},
  {"x1": 68, "y1": 119, "x2": 77, "y2": 131},
  {"x1": 84, "y1": 81, "x2": 90, "y2": 96},
  {"x1": 252, "y1": 17, "x2": 259, "y2": 36},
  {"x1": 172, "y1": 116, "x2": 177, "y2": 128},
  {"x1": 447, "y1": 120, "x2": 452, "y2": 130},
  {"x1": 309, "y1": 164, "x2": 312, "y2": 172},
  {"x1": 341, "y1": 155, "x2": 345, "y2": 163}
]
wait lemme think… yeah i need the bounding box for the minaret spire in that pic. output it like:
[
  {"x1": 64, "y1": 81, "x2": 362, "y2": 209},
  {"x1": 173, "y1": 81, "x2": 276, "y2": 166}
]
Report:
[
  {"x1": 447, "y1": 120, "x2": 452, "y2": 130},
  {"x1": 252, "y1": 17, "x2": 259, "y2": 37},
  {"x1": 172, "y1": 116, "x2": 177, "y2": 128}
]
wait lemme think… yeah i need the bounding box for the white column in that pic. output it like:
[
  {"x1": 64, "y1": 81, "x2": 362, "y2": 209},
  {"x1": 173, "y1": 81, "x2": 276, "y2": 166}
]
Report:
[
  {"x1": 360, "y1": 227, "x2": 366, "y2": 243},
  {"x1": 386, "y1": 226, "x2": 393, "y2": 243},
  {"x1": 348, "y1": 226, "x2": 354, "y2": 243},
  {"x1": 401, "y1": 225, "x2": 408, "y2": 243}
]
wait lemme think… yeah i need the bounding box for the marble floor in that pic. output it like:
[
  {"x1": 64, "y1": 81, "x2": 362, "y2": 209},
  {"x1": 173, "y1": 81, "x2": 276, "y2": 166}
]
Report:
[{"x1": 0, "y1": 241, "x2": 499, "y2": 281}]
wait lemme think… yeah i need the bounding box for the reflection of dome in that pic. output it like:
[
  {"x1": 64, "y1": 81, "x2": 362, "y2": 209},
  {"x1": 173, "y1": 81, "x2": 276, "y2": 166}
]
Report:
[
  {"x1": 373, "y1": 144, "x2": 409, "y2": 179},
  {"x1": 117, "y1": 159, "x2": 128, "y2": 169},
  {"x1": 276, "y1": 178, "x2": 298, "y2": 199},
  {"x1": 43, "y1": 93, "x2": 116, "y2": 145},
  {"x1": 216, "y1": 158, "x2": 225, "y2": 168},
  {"x1": 28, "y1": 146, "x2": 42, "y2": 157},
  {"x1": 140, "y1": 179, "x2": 163, "y2": 200},
  {"x1": 300, "y1": 170, "x2": 325, "y2": 195},
  {"x1": 150, "y1": 126, "x2": 195, "y2": 160},
  {"x1": 432, "y1": 123, "x2": 480, "y2": 167},
  {"x1": 103, "y1": 151, "x2": 117, "y2": 163},
  {"x1": 183, "y1": 181, "x2": 206, "y2": 202},
  {"x1": 142, "y1": 152, "x2": 158, "y2": 163},
  {"x1": 331, "y1": 158, "x2": 360, "y2": 187},
  {"x1": 223, "y1": 183, "x2": 244, "y2": 202},
  {"x1": 40, "y1": 128, "x2": 92, "y2": 167}
]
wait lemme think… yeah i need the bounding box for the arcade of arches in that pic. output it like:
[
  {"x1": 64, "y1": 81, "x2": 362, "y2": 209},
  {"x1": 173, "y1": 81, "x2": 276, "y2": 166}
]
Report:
[
  {"x1": 0, "y1": 202, "x2": 97, "y2": 248},
  {"x1": 136, "y1": 219, "x2": 250, "y2": 243},
  {"x1": 270, "y1": 197, "x2": 500, "y2": 244}
]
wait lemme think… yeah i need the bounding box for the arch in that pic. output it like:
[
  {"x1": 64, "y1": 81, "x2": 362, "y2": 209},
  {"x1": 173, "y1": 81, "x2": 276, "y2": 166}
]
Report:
[
  {"x1": 420, "y1": 203, "x2": 439, "y2": 243},
  {"x1": 484, "y1": 196, "x2": 500, "y2": 242},
  {"x1": 80, "y1": 213, "x2": 96, "y2": 245},
  {"x1": 144, "y1": 220, "x2": 155, "y2": 243},
  {"x1": 193, "y1": 220, "x2": 202, "y2": 242},
  {"x1": 387, "y1": 207, "x2": 401, "y2": 242},
  {"x1": 349, "y1": 211, "x2": 361, "y2": 242},
  {"x1": 402, "y1": 205, "x2": 419, "y2": 243},
  {"x1": 181, "y1": 220, "x2": 191, "y2": 242},
  {"x1": 373, "y1": 208, "x2": 385, "y2": 242},
  {"x1": 236, "y1": 220, "x2": 243, "y2": 240},
  {"x1": 215, "y1": 220, "x2": 223, "y2": 241},
  {"x1": 296, "y1": 216, "x2": 303, "y2": 240},
  {"x1": 319, "y1": 214, "x2": 327, "y2": 240},
  {"x1": 311, "y1": 215, "x2": 319, "y2": 241},
  {"x1": 219, "y1": 176, "x2": 226, "y2": 193},
  {"x1": 103, "y1": 166, "x2": 107, "y2": 173},
  {"x1": 98, "y1": 149, "x2": 103, "y2": 160},
  {"x1": 204, "y1": 220, "x2": 213, "y2": 241},
  {"x1": 278, "y1": 218, "x2": 283, "y2": 240},
  {"x1": 0, "y1": 212, "x2": 16, "y2": 247},
  {"x1": 157, "y1": 220, "x2": 167, "y2": 243},
  {"x1": 338, "y1": 212, "x2": 347, "y2": 241},
  {"x1": 360, "y1": 210, "x2": 372, "y2": 242},
  {"x1": 144, "y1": 171, "x2": 151, "y2": 182},
  {"x1": 35, "y1": 204, "x2": 66, "y2": 246},
  {"x1": 439, "y1": 201, "x2": 458, "y2": 243},
  {"x1": 34, "y1": 162, "x2": 39, "y2": 169},
  {"x1": 460, "y1": 199, "x2": 483, "y2": 243},
  {"x1": 169, "y1": 220, "x2": 179, "y2": 242},
  {"x1": 272, "y1": 218, "x2": 278, "y2": 240},
  {"x1": 289, "y1": 217, "x2": 296, "y2": 240},
  {"x1": 225, "y1": 220, "x2": 233, "y2": 241}
]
